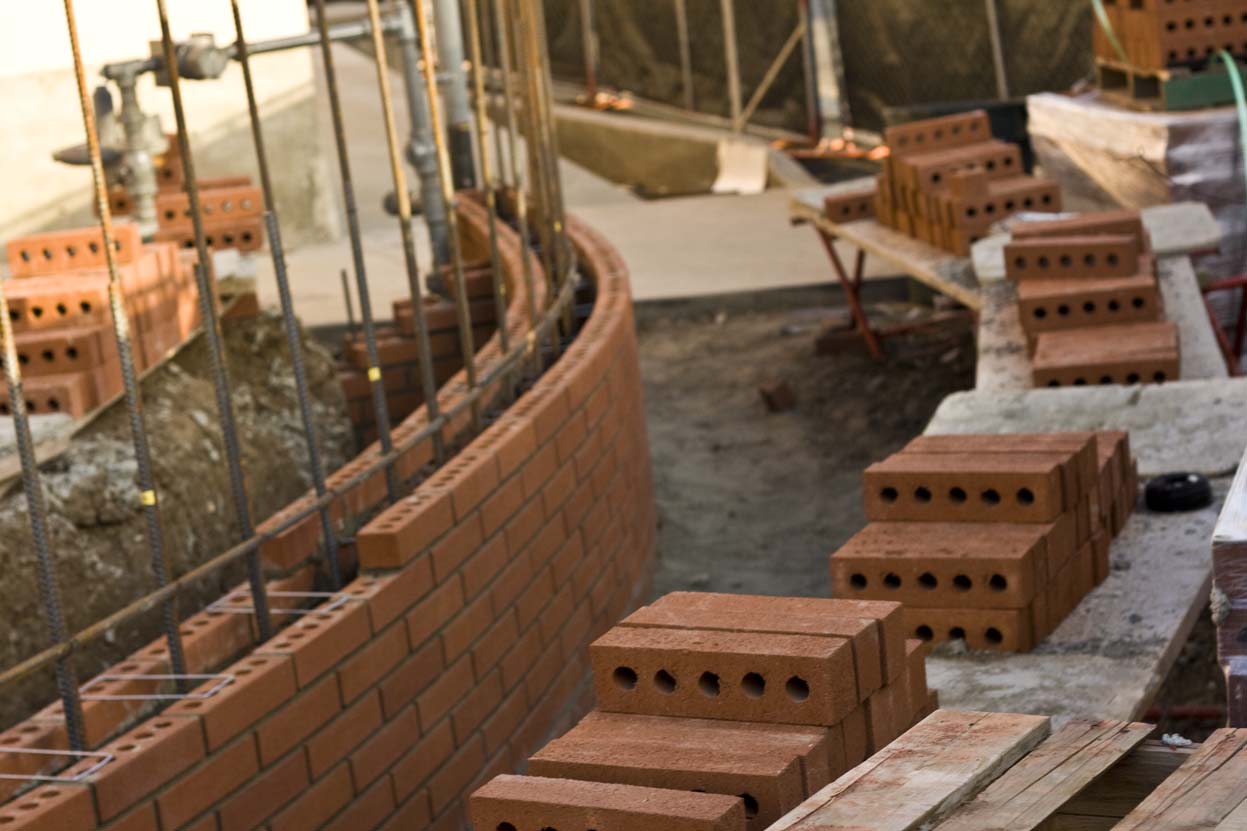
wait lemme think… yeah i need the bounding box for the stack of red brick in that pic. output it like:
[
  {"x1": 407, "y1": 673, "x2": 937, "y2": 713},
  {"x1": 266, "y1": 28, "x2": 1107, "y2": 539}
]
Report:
[
  {"x1": 337, "y1": 260, "x2": 499, "y2": 446},
  {"x1": 1005, "y1": 211, "x2": 1180, "y2": 388},
  {"x1": 1, "y1": 223, "x2": 200, "y2": 417},
  {"x1": 1092, "y1": 0, "x2": 1246, "y2": 70},
  {"x1": 824, "y1": 110, "x2": 1062, "y2": 256},
  {"x1": 831, "y1": 432, "x2": 1138, "y2": 652},
  {"x1": 469, "y1": 591, "x2": 936, "y2": 831}
]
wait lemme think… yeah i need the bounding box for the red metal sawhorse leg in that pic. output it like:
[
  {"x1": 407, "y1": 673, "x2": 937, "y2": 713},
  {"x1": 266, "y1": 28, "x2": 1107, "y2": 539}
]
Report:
[{"x1": 814, "y1": 225, "x2": 884, "y2": 360}]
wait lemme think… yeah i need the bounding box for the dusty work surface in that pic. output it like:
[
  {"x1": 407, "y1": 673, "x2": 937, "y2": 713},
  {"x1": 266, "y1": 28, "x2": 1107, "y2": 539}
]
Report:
[
  {"x1": 639, "y1": 289, "x2": 975, "y2": 598},
  {"x1": 976, "y1": 254, "x2": 1228, "y2": 391}
]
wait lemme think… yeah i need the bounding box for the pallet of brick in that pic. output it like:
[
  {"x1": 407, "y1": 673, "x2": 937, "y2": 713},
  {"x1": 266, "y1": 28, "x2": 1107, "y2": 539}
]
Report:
[
  {"x1": 1031, "y1": 320, "x2": 1180, "y2": 388},
  {"x1": 470, "y1": 775, "x2": 748, "y2": 831},
  {"x1": 1092, "y1": 0, "x2": 1246, "y2": 72}
]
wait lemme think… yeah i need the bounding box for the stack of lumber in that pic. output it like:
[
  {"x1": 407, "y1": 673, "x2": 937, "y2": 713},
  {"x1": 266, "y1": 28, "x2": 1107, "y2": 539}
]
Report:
[
  {"x1": 831, "y1": 432, "x2": 1137, "y2": 652},
  {"x1": 1005, "y1": 211, "x2": 1180, "y2": 388},
  {"x1": 821, "y1": 110, "x2": 1063, "y2": 256},
  {"x1": 470, "y1": 591, "x2": 936, "y2": 831},
  {"x1": 1, "y1": 223, "x2": 200, "y2": 417}
]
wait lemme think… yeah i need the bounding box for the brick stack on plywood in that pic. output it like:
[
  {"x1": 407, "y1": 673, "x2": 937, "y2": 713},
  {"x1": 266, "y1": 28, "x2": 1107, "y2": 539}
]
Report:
[
  {"x1": 469, "y1": 591, "x2": 936, "y2": 831},
  {"x1": 1005, "y1": 211, "x2": 1180, "y2": 388},
  {"x1": 832, "y1": 432, "x2": 1137, "y2": 652},
  {"x1": 836, "y1": 110, "x2": 1063, "y2": 256},
  {"x1": 1, "y1": 222, "x2": 201, "y2": 418}
]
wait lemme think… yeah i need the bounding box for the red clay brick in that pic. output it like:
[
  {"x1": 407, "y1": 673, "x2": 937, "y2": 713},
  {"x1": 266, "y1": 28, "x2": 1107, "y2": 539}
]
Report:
[
  {"x1": 418, "y1": 656, "x2": 475, "y2": 729},
  {"x1": 452, "y1": 668, "x2": 504, "y2": 742},
  {"x1": 554, "y1": 411, "x2": 589, "y2": 464},
  {"x1": 515, "y1": 566, "x2": 557, "y2": 631},
  {"x1": 428, "y1": 734, "x2": 486, "y2": 816},
  {"x1": 357, "y1": 487, "x2": 454, "y2": 569},
  {"x1": 379, "y1": 789, "x2": 432, "y2": 831},
  {"x1": 379, "y1": 638, "x2": 444, "y2": 719},
  {"x1": 256, "y1": 601, "x2": 371, "y2": 688},
  {"x1": 490, "y1": 554, "x2": 535, "y2": 618},
  {"x1": 406, "y1": 578, "x2": 465, "y2": 650},
  {"x1": 216, "y1": 748, "x2": 309, "y2": 831},
  {"x1": 166, "y1": 639, "x2": 292, "y2": 751},
  {"x1": 337, "y1": 621, "x2": 409, "y2": 703},
  {"x1": 461, "y1": 534, "x2": 509, "y2": 601},
  {"x1": 323, "y1": 775, "x2": 396, "y2": 831},
  {"x1": 99, "y1": 803, "x2": 159, "y2": 831},
  {"x1": 472, "y1": 610, "x2": 520, "y2": 678},
  {"x1": 500, "y1": 624, "x2": 544, "y2": 692},
  {"x1": 306, "y1": 690, "x2": 383, "y2": 779},
  {"x1": 521, "y1": 442, "x2": 559, "y2": 499},
  {"x1": 78, "y1": 715, "x2": 204, "y2": 821},
  {"x1": 505, "y1": 495, "x2": 546, "y2": 555},
  {"x1": 255, "y1": 675, "x2": 341, "y2": 766},
  {"x1": 430, "y1": 513, "x2": 485, "y2": 582},
  {"x1": 341, "y1": 560, "x2": 434, "y2": 632},
  {"x1": 442, "y1": 591, "x2": 495, "y2": 662},
  {"x1": 269, "y1": 763, "x2": 353, "y2": 831},
  {"x1": 429, "y1": 448, "x2": 501, "y2": 520},
  {"x1": 0, "y1": 784, "x2": 95, "y2": 830},
  {"x1": 349, "y1": 706, "x2": 420, "y2": 791},
  {"x1": 156, "y1": 735, "x2": 259, "y2": 831},
  {"x1": 482, "y1": 687, "x2": 530, "y2": 757},
  {"x1": 391, "y1": 720, "x2": 456, "y2": 801}
]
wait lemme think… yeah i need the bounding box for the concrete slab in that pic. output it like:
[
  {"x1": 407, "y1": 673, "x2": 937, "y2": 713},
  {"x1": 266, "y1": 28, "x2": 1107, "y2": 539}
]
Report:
[
  {"x1": 975, "y1": 254, "x2": 1228, "y2": 391},
  {"x1": 925, "y1": 378, "x2": 1247, "y2": 479}
]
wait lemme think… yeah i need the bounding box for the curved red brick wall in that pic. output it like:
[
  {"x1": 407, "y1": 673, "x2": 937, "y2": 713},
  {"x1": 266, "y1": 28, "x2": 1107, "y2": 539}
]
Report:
[{"x1": 0, "y1": 209, "x2": 656, "y2": 831}]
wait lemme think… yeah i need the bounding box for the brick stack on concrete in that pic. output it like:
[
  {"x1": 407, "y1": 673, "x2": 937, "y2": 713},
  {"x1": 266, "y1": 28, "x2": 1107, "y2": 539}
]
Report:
[
  {"x1": 1005, "y1": 211, "x2": 1180, "y2": 388},
  {"x1": 469, "y1": 591, "x2": 936, "y2": 831},
  {"x1": 1092, "y1": 0, "x2": 1247, "y2": 73},
  {"x1": 830, "y1": 110, "x2": 1063, "y2": 256},
  {"x1": 336, "y1": 259, "x2": 499, "y2": 447},
  {"x1": 1, "y1": 222, "x2": 200, "y2": 417},
  {"x1": 832, "y1": 432, "x2": 1137, "y2": 652}
]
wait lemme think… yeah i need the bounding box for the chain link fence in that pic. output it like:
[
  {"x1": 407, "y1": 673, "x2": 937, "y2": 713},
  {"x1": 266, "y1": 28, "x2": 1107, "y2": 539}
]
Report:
[{"x1": 542, "y1": 0, "x2": 1095, "y2": 135}]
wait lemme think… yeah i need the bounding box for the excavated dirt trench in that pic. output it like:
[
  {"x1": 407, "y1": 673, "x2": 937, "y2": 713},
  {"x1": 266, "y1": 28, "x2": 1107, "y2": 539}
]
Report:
[{"x1": 0, "y1": 312, "x2": 352, "y2": 727}]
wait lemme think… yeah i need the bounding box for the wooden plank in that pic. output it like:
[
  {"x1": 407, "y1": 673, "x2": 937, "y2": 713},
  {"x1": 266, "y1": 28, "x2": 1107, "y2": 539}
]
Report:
[
  {"x1": 1214, "y1": 442, "x2": 1247, "y2": 726},
  {"x1": 1113, "y1": 729, "x2": 1247, "y2": 830},
  {"x1": 934, "y1": 720, "x2": 1153, "y2": 831},
  {"x1": 770, "y1": 710, "x2": 1050, "y2": 831}
]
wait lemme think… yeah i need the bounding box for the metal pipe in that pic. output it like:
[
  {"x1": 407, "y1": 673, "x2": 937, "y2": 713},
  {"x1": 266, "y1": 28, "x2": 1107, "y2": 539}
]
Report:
[
  {"x1": 64, "y1": 0, "x2": 189, "y2": 694},
  {"x1": 394, "y1": 1, "x2": 452, "y2": 266},
  {"x1": 229, "y1": 0, "x2": 343, "y2": 590},
  {"x1": 364, "y1": 0, "x2": 450, "y2": 462},
  {"x1": 428, "y1": 0, "x2": 478, "y2": 188},
  {"x1": 152, "y1": 0, "x2": 273, "y2": 641},
  {"x1": 414, "y1": 0, "x2": 482, "y2": 431},
  {"x1": 464, "y1": 0, "x2": 510, "y2": 358},
  {"x1": 983, "y1": 0, "x2": 1011, "y2": 100},
  {"x1": 312, "y1": 0, "x2": 401, "y2": 500},
  {"x1": 720, "y1": 0, "x2": 743, "y2": 130},
  {"x1": 578, "y1": 0, "x2": 598, "y2": 102},
  {"x1": 674, "y1": 0, "x2": 695, "y2": 112},
  {"x1": 0, "y1": 268, "x2": 577, "y2": 694}
]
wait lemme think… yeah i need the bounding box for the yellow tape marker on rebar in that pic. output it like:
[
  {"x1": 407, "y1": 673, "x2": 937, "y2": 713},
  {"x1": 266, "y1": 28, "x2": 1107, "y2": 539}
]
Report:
[
  {"x1": 367, "y1": 366, "x2": 382, "y2": 382},
  {"x1": 526, "y1": 330, "x2": 537, "y2": 355},
  {"x1": 140, "y1": 490, "x2": 157, "y2": 507}
]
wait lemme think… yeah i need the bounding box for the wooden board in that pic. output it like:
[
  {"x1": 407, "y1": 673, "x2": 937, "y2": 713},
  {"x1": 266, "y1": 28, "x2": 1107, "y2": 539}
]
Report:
[
  {"x1": 934, "y1": 720, "x2": 1153, "y2": 831},
  {"x1": 770, "y1": 710, "x2": 1050, "y2": 830},
  {"x1": 1113, "y1": 729, "x2": 1247, "y2": 829}
]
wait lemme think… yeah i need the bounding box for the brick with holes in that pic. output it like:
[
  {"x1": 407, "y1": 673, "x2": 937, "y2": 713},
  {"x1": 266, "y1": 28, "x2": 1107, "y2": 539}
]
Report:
[
  {"x1": 1004, "y1": 235, "x2": 1141, "y2": 282},
  {"x1": 823, "y1": 185, "x2": 877, "y2": 224},
  {"x1": 1011, "y1": 210, "x2": 1147, "y2": 251},
  {"x1": 902, "y1": 605, "x2": 1035, "y2": 652},
  {"x1": 1017, "y1": 274, "x2": 1162, "y2": 337},
  {"x1": 863, "y1": 452, "x2": 1069, "y2": 523},
  {"x1": 470, "y1": 775, "x2": 747, "y2": 831},
  {"x1": 590, "y1": 625, "x2": 857, "y2": 726},
  {"x1": 1031, "y1": 321, "x2": 1180, "y2": 388}
]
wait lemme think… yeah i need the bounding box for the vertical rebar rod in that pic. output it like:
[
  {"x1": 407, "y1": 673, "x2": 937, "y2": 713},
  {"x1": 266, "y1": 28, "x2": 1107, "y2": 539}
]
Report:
[
  {"x1": 578, "y1": 0, "x2": 597, "y2": 102},
  {"x1": 511, "y1": 3, "x2": 557, "y2": 295},
  {"x1": 0, "y1": 286, "x2": 86, "y2": 751},
  {"x1": 464, "y1": 0, "x2": 510, "y2": 358},
  {"x1": 493, "y1": 0, "x2": 544, "y2": 366},
  {"x1": 312, "y1": 0, "x2": 401, "y2": 497},
  {"x1": 984, "y1": 0, "x2": 1010, "y2": 100},
  {"x1": 413, "y1": 0, "x2": 483, "y2": 431},
  {"x1": 675, "y1": 0, "x2": 695, "y2": 112},
  {"x1": 340, "y1": 268, "x2": 358, "y2": 337},
  {"x1": 152, "y1": 0, "x2": 272, "y2": 641},
  {"x1": 64, "y1": 0, "x2": 189, "y2": 692},
  {"x1": 721, "y1": 0, "x2": 743, "y2": 130},
  {"x1": 229, "y1": 0, "x2": 343, "y2": 590},
  {"x1": 363, "y1": 0, "x2": 450, "y2": 460}
]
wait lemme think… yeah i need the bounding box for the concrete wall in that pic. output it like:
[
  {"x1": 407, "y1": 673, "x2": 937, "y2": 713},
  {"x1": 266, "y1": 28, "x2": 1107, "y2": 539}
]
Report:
[{"x1": 0, "y1": 0, "x2": 340, "y2": 247}]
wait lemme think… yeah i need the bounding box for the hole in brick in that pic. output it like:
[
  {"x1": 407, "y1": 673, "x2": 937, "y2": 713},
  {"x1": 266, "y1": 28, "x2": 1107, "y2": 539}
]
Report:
[
  {"x1": 1083, "y1": 301, "x2": 1096, "y2": 313},
  {"x1": 1057, "y1": 304, "x2": 1070, "y2": 317},
  {"x1": 497, "y1": 825, "x2": 517, "y2": 831},
  {"x1": 741, "y1": 672, "x2": 766, "y2": 699},
  {"x1": 1132, "y1": 296, "x2": 1145, "y2": 309},
  {"x1": 786, "y1": 676, "x2": 810, "y2": 702},
  {"x1": 949, "y1": 626, "x2": 967, "y2": 640},
  {"x1": 880, "y1": 487, "x2": 898, "y2": 503},
  {"x1": 116, "y1": 744, "x2": 136, "y2": 752},
  {"x1": 81, "y1": 301, "x2": 92, "y2": 314},
  {"x1": 1037, "y1": 256, "x2": 1050, "y2": 269},
  {"x1": 849, "y1": 573, "x2": 868, "y2": 590},
  {"x1": 1074, "y1": 378, "x2": 1088, "y2": 386},
  {"x1": 699, "y1": 672, "x2": 720, "y2": 697},
  {"x1": 989, "y1": 574, "x2": 1008, "y2": 592},
  {"x1": 919, "y1": 572, "x2": 937, "y2": 589},
  {"x1": 1059, "y1": 255, "x2": 1072, "y2": 268},
  {"x1": 1033, "y1": 307, "x2": 1047, "y2": 319},
  {"x1": 55, "y1": 304, "x2": 67, "y2": 317},
  {"x1": 949, "y1": 487, "x2": 967, "y2": 503},
  {"x1": 914, "y1": 486, "x2": 932, "y2": 503},
  {"x1": 653, "y1": 669, "x2": 677, "y2": 694},
  {"x1": 985, "y1": 628, "x2": 1004, "y2": 645},
  {"x1": 883, "y1": 573, "x2": 902, "y2": 589},
  {"x1": 953, "y1": 575, "x2": 972, "y2": 591},
  {"x1": 1127, "y1": 373, "x2": 1141, "y2": 384},
  {"x1": 1017, "y1": 488, "x2": 1035, "y2": 505},
  {"x1": 981, "y1": 489, "x2": 1000, "y2": 506},
  {"x1": 135, "y1": 732, "x2": 153, "y2": 740},
  {"x1": 1014, "y1": 257, "x2": 1026, "y2": 270},
  {"x1": 1154, "y1": 372, "x2": 1167, "y2": 382},
  {"x1": 741, "y1": 794, "x2": 760, "y2": 819},
  {"x1": 1084, "y1": 254, "x2": 1096, "y2": 267},
  {"x1": 916, "y1": 624, "x2": 934, "y2": 640}
]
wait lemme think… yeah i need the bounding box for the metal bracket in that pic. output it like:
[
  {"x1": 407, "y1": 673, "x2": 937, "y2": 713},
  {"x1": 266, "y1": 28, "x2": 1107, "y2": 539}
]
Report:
[
  {"x1": 0, "y1": 748, "x2": 113, "y2": 783},
  {"x1": 79, "y1": 673, "x2": 234, "y2": 702},
  {"x1": 207, "y1": 590, "x2": 350, "y2": 616}
]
